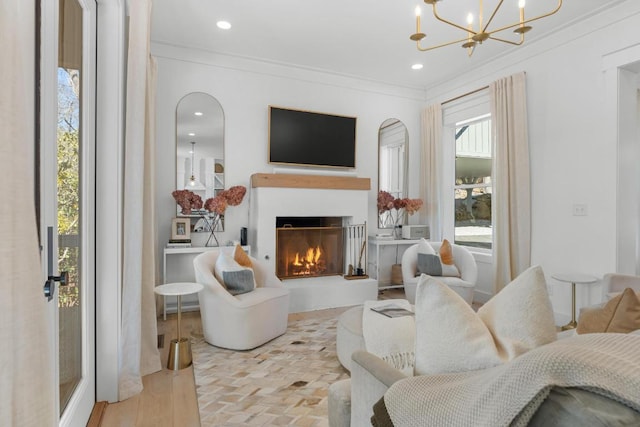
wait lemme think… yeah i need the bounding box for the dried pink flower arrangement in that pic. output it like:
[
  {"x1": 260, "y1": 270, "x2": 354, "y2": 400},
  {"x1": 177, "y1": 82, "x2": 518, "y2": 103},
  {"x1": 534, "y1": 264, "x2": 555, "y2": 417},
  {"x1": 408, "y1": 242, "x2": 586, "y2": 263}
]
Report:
[
  {"x1": 172, "y1": 189, "x2": 203, "y2": 215},
  {"x1": 377, "y1": 191, "x2": 423, "y2": 215},
  {"x1": 377, "y1": 191, "x2": 423, "y2": 236},
  {"x1": 203, "y1": 185, "x2": 247, "y2": 215},
  {"x1": 202, "y1": 185, "x2": 247, "y2": 246}
]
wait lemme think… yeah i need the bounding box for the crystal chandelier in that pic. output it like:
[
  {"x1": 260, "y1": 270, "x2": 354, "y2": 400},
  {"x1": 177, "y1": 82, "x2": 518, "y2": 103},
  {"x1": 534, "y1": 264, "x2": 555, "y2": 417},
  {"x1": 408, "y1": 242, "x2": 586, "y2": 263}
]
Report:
[{"x1": 411, "y1": 0, "x2": 562, "y2": 56}]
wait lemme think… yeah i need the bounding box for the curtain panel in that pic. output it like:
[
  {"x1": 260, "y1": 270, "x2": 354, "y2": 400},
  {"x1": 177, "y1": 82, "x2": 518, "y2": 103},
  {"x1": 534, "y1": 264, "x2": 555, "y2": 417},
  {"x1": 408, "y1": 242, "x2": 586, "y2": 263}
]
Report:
[
  {"x1": 420, "y1": 104, "x2": 444, "y2": 241},
  {"x1": 490, "y1": 72, "x2": 532, "y2": 292},
  {"x1": 119, "y1": 0, "x2": 162, "y2": 400},
  {"x1": 0, "y1": 0, "x2": 56, "y2": 424}
]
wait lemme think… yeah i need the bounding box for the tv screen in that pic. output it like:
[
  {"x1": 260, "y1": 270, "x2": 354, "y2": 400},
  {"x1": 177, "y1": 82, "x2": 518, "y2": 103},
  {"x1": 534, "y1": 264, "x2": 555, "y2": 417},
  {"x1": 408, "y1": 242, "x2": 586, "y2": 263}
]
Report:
[{"x1": 269, "y1": 106, "x2": 357, "y2": 168}]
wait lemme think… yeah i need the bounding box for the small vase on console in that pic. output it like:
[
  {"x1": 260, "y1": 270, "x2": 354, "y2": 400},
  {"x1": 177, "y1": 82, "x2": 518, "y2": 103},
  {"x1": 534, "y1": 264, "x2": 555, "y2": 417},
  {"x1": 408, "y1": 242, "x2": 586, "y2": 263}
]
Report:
[{"x1": 377, "y1": 191, "x2": 423, "y2": 240}]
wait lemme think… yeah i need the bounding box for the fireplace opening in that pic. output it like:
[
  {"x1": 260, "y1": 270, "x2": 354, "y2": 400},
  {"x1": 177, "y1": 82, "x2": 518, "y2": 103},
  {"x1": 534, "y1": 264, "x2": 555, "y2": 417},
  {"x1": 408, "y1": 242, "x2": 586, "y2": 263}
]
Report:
[{"x1": 276, "y1": 217, "x2": 344, "y2": 279}]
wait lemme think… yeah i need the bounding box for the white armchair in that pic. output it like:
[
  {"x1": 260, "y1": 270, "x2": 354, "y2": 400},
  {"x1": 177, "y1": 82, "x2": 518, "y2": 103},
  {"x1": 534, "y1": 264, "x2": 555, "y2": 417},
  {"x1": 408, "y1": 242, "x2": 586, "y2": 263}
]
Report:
[
  {"x1": 401, "y1": 241, "x2": 478, "y2": 304},
  {"x1": 601, "y1": 273, "x2": 640, "y2": 299},
  {"x1": 193, "y1": 250, "x2": 290, "y2": 350}
]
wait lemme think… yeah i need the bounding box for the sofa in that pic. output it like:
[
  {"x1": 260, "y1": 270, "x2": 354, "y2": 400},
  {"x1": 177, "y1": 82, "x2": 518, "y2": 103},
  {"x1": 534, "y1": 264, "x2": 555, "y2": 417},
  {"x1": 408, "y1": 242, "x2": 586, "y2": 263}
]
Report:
[
  {"x1": 346, "y1": 333, "x2": 640, "y2": 426},
  {"x1": 329, "y1": 270, "x2": 640, "y2": 426}
]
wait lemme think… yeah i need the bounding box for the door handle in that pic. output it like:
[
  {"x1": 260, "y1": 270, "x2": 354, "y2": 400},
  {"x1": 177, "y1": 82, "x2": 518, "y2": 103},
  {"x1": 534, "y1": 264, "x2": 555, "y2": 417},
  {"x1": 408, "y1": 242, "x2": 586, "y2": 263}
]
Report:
[
  {"x1": 43, "y1": 226, "x2": 69, "y2": 301},
  {"x1": 44, "y1": 272, "x2": 69, "y2": 301}
]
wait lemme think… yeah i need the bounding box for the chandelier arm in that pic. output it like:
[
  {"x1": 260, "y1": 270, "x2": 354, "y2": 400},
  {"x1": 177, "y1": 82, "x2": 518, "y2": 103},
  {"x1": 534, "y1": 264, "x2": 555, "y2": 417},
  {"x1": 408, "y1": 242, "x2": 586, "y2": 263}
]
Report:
[
  {"x1": 488, "y1": 35, "x2": 524, "y2": 46},
  {"x1": 485, "y1": 0, "x2": 563, "y2": 35},
  {"x1": 417, "y1": 36, "x2": 473, "y2": 52},
  {"x1": 432, "y1": 2, "x2": 477, "y2": 35},
  {"x1": 482, "y1": 0, "x2": 505, "y2": 33}
]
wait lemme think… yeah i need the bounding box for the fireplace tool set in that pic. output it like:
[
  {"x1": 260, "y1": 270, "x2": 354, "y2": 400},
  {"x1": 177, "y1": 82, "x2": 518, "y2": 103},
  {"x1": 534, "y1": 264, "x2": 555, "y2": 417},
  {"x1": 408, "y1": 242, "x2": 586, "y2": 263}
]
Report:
[{"x1": 344, "y1": 223, "x2": 368, "y2": 279}]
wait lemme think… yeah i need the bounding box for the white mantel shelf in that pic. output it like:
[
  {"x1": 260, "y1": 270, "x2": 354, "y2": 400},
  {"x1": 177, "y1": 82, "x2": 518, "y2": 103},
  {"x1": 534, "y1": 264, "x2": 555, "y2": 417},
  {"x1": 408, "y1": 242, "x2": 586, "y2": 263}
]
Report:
[{"x1": 251, "y1": 173, "x2": 370, "y2": 190}]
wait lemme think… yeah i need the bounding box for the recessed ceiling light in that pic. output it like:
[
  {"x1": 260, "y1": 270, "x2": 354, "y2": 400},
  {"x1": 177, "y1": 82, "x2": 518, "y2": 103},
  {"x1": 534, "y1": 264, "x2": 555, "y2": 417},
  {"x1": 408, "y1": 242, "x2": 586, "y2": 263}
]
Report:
[
  {"x1": 411, "y1": 63, "x2": 423, "y2": 70},
  {"x1": 194, "y1": 111, "x2": 203, "y2": 116},
  {"x1": 216, "y1": 21, "x2": 231, "y2": 30},
  {"x1": 188, "y1": 132, "x2": 195, "y2": 136}
]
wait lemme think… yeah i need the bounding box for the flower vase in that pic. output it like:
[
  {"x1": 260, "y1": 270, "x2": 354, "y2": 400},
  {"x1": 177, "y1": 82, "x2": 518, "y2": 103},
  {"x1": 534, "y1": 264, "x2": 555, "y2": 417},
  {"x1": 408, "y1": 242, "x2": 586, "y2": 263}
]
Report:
[
  {"x1": 393, "y1": 225, "x2": 402, "y2": 240},
  {"x1": 392, "y1": 208, "x2": 404, "y2": 239},
  {"x1": 204, "y1": 214, "x2": 221, "y2": 247},
  {"x1": 205, "y1": 230, "x2": 219, "y2": 247}
]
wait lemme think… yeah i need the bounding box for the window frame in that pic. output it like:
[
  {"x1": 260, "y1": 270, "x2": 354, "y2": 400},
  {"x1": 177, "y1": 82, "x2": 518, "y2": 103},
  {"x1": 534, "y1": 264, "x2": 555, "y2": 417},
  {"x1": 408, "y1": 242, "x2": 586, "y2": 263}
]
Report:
[{"x1": 441, "y1": 89, "x2": 493, "y2": 255}]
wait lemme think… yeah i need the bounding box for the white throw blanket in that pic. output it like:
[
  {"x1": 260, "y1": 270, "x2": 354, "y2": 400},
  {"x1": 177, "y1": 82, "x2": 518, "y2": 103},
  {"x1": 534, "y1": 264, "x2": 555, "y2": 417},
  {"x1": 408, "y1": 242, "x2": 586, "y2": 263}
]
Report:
[
  {"x1": 363, "y1": 299, "x2": 415, "y2": 375},
  {"x1": 384, "y1": 333, "x2": 640, "y2": 427}
]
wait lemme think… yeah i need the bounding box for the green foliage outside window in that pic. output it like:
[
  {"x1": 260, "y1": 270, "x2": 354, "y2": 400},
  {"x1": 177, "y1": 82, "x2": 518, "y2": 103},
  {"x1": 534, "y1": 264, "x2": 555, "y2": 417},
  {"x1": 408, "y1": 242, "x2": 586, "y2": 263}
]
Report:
[{"x1": 58, "y1": 68, "x2": 80, "y2": 308}]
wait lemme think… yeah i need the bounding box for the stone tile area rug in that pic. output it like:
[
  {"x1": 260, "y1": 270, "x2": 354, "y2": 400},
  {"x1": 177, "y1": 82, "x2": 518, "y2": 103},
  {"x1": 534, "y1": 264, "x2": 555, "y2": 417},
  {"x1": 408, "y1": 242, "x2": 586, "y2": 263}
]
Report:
[{"x1": 192, "y1": 310, "x2": 350, "y2": 426}]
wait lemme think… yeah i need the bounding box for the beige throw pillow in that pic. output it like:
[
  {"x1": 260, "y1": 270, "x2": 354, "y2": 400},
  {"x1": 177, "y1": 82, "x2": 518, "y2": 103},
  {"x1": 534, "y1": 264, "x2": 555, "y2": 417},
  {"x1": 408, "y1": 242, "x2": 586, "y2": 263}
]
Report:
[
  {"x1": 577, "y1": 288, "x2": 640, "y2": 334},
  {"x1": 414, "y1": 265, "x2": 557, "y2": 375}
]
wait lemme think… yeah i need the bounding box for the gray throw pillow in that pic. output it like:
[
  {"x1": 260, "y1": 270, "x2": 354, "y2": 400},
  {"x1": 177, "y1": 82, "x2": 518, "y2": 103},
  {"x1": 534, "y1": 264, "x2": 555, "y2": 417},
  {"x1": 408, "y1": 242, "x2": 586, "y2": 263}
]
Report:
[
  {"x1": 418, "y1": 253, "x2": 442, "y2": 276},
  {"x1": 417, "y1": 253, "x2": 460, "y2": 277},
  {"x1": 222, "y1": 269, "x2": 255, "y2": 295}
]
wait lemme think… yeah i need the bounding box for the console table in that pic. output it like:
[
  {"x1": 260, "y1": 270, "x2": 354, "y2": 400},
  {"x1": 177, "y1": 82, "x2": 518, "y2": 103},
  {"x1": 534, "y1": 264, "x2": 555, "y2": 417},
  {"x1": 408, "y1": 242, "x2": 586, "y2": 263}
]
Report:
[
  {"x1": 368, "y1": 237, "x2": 421, "y2": 289},
  {"x1": 162, "y1": 245, "x2": 250, "y2": 319}
]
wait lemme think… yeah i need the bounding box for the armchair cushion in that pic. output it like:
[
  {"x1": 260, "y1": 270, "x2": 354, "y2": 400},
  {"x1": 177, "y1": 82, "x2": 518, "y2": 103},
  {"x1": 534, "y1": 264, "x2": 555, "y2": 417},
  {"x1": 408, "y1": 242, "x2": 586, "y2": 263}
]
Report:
[
  {"x1": 214, "y1": 252, "x2": 256, "y2": 295},
  {"x1": 577, "y1": 287, "x2": 640, "y2": 334}
]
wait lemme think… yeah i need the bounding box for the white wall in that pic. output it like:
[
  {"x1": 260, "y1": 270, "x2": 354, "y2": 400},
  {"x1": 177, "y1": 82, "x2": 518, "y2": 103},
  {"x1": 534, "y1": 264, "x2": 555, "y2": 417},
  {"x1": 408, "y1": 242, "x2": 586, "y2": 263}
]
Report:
[
  {"x1": 152, "y1": 45, "x2": 425, "y2": 281},
  {"x1": 152, "y1": 2, "x2": 640, "y2": 322},
  {"x1": 424, "y1": 1, "x2": 640, "y2": 320}
]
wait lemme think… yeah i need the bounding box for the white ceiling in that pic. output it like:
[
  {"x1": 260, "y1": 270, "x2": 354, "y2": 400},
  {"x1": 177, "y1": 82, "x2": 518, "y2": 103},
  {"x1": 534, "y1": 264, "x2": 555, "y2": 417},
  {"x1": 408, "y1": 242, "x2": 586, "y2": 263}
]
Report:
[{"x1": 151, "y1": 0, "x2": 622, "y2": 90}]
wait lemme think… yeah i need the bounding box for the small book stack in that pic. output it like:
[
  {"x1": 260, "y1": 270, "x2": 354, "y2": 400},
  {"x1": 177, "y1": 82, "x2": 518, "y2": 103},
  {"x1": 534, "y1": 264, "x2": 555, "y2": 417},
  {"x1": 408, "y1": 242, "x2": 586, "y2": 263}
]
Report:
[
  {"x1": 374, "y1": 234, "x2": 394, "y2": 240},
  {"x1": 167, "y1": 239, "x2": 192, "y2": 248},
  {"x1": 370, "y1": 304, "x2": 414, "y2": 318}
]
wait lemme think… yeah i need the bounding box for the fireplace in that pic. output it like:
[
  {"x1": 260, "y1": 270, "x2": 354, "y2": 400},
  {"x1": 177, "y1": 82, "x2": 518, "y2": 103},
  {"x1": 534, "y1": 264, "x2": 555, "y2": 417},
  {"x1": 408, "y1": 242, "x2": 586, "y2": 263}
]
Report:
[
  {"x1": 250, "y1": 173, "x2": 378, "y2": 312},
  {"x1": 276, "y1": 217, "x2": 344, "y2": 279}
]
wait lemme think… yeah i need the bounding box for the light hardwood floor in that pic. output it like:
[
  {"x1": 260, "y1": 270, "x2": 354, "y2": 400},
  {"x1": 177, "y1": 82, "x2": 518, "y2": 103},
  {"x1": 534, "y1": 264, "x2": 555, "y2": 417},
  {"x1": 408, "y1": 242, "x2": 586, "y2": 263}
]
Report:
[{"x1": 99, "y1": 311, "x2": 203, "y2": 426}]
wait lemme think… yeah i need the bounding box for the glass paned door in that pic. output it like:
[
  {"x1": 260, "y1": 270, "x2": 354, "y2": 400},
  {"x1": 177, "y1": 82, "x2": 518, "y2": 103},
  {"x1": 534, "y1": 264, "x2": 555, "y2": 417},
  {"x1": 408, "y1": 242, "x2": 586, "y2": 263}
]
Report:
[
  {"x1": 57, "y1": 0, "x2": 83, "y2": 413},
  {"x1": 40, "y1": 0, "x2": 95, "y2": 423},
  {"x1": 57, "y1": 70, "x2": 82, "y2": 412}
]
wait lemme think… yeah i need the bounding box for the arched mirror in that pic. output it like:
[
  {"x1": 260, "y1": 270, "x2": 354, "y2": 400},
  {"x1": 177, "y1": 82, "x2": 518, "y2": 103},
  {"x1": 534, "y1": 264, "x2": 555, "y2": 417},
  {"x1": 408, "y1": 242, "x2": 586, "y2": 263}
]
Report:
[
  {"x1": 378, "y1": 118, "x2": 408, "y2": 228},
  {"x1": 176, "y1": 92, "x2": 225, "y2": 231}
]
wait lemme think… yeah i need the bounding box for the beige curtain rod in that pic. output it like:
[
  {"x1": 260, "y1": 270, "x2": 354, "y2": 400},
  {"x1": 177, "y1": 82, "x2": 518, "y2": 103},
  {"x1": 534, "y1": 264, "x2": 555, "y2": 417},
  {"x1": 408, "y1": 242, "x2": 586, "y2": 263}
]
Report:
[{"x1": 441, "y1": 85, "x2": 490, "y2": 106}]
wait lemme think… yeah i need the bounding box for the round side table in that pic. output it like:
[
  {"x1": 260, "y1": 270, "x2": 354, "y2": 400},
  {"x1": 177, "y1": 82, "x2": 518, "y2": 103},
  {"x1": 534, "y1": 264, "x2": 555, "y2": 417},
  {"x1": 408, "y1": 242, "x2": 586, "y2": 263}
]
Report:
[
  {"x1": 552, "y1": 273, "x2": 598, "y2": 331},
  {"x1": 154, "y1": 282, "x2": 204, "y2": 370}
]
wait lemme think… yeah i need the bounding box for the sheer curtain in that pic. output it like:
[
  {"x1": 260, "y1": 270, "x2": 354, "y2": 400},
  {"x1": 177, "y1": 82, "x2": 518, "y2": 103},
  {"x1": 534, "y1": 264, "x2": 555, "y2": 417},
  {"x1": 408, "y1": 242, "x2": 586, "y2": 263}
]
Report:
[
  {"x1": 490, "y1": 72, "x2": 531, "y2": 292},
  {"x1": 119, "y1": 0, "x2": 162, "y2": 400},
  {"x1": 420, "y1": 104, "x2": 444, "y2": 241},
  {"x1": 0, "y1": 0, "x2": 56, "y2": 424}
]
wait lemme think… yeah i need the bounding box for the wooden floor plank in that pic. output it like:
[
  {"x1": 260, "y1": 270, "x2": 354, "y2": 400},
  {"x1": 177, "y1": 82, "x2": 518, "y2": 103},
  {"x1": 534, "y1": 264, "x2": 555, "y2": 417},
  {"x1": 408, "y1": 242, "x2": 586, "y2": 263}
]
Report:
[
  {"x1": 102, "y1": 393, "x2": 140, "y2": 427},
  {"x1": 139, "y1": 369, "x2": 175, "y2": 427},
  {"x1": 87, "y1": 401, "x2": 108, "y2": 427},
  {"x1": 172, "y1": 366, "x2": 201, "y2": 427}
]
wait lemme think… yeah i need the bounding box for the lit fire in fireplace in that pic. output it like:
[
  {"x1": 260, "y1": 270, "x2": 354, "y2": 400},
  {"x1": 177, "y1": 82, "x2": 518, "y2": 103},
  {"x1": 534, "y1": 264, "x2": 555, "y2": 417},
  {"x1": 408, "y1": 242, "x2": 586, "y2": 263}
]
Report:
[{"x1": 290, "y1": 246, "x2": 326, "y2": 276}]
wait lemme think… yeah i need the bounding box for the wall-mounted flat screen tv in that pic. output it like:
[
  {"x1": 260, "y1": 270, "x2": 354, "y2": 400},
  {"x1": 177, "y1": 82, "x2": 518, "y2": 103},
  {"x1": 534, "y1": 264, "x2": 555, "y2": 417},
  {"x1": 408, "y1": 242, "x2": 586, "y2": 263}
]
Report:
[{"x1": 269, "y1": 106, "x2": 357, "y2": 168}]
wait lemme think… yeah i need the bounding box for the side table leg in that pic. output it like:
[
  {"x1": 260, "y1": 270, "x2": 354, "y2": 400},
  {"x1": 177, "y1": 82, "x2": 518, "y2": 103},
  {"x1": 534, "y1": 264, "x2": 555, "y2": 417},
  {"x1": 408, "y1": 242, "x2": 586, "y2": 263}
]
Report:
[
  {"x1": 167, "y1": 294, "x2": 193, "y2": 370},
  {"x1": 561, "y1": 282, "x2": 578, "y2": 331}
]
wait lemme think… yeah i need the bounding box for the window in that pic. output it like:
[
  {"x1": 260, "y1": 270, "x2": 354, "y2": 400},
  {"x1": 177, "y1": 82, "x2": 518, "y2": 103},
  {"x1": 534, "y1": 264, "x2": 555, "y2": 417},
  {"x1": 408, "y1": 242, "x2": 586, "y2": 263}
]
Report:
[
  {"x1": 454, "y1": 114, "x2": 492, "y2": 249},
  {"x1": 441, "y1": 88, "x2": 492, "y2": 251}
]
